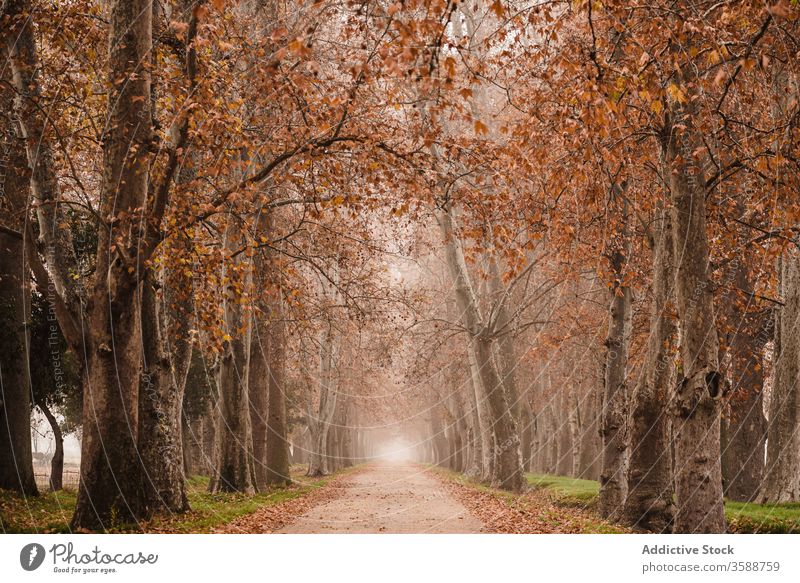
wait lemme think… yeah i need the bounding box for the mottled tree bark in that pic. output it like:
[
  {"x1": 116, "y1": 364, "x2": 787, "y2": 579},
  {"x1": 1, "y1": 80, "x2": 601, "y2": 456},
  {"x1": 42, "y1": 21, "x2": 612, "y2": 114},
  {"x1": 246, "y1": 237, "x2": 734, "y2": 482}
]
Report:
[
  {"x1": 721, "y1": 262, "x2": 768, "y2": 503},
  {"x1": 623, "y1": 208, "x2": 675, "y2": 532},
  {"x1": 663, "y1": 83, "x2": 726, "y2": 532},
  {"x1": 138, "y1": 0, "x2": 199, "y2": 510},
  {"x1": 759, "y1": 252, "x2": 800, "y2": 502},
  {"x1": 598, "y1": 236, "x2": 631, "y2": 520},
  {"x1": 139, "y1": 272, "x2": 190, "y2": 512},
  {"x1": 70, "y1": 0, "x2": 155, "y2": 529}
]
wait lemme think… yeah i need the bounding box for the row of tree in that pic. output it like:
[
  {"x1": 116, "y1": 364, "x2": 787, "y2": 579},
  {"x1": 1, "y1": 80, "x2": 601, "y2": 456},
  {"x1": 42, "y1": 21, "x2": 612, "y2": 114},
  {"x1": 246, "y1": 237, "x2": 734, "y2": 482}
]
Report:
[
  {"x1": 402, "y1": 0, "x2": 800, "y2": 534},
  {"x1": 1, "y1": 0, "x2": 800, "y2": 534}
]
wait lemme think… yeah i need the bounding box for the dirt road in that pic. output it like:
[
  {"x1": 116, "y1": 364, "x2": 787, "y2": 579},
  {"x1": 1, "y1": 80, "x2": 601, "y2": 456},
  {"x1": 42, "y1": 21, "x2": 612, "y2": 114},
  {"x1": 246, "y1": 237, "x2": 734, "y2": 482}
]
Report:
[{"x1": 278, "y1": 462, "x2": 484, "y2": 533}]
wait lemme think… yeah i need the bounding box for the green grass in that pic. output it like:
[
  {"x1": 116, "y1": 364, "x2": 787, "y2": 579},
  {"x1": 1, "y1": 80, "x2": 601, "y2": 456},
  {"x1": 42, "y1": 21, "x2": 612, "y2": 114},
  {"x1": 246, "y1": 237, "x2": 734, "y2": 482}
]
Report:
[
  {"x1": 526, "y1": 472, "x2": 800, "y2": 533},
  {"x1": 0, "y1": 489, "x2": 78, "y2": 533},
  {"x1": 145, "y1": 473, "x2": 332, "y2": 533},
  {"x1": 526, "y1": 473, "x2": 600, "y2": 507},
  {"x1": 0, "y1": 467, "x2": 336, "y2": 534},
  {"x1": 726, "y1": 501, "x2": 800, "y2": 534}
]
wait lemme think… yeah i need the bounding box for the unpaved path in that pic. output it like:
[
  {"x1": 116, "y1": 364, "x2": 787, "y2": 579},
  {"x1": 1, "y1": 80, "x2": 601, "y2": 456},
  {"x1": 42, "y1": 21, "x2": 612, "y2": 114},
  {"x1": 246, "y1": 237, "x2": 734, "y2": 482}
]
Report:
[{"x1": 278, "y1": 462, "x2": 484, "y2": 533}]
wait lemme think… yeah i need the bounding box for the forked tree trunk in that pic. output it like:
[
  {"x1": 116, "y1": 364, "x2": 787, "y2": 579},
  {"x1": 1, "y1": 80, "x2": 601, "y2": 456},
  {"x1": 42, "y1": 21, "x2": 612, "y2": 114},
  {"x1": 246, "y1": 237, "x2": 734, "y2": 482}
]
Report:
[
  {"x1": 139, "y1": 0, "x2": 199, "y2": 511},
  {"x1": 436, "y1": 204, "x2": 524, "y2": 491},
  {"x1": 759, "y1": 252, "x2": 800, "y2": 502},
  {"x1": 71, "y1": 0, "x2": 155, "y2": 529},
  {"x1": 623, "y1": 207, "x2": 675, "y2": 532}
]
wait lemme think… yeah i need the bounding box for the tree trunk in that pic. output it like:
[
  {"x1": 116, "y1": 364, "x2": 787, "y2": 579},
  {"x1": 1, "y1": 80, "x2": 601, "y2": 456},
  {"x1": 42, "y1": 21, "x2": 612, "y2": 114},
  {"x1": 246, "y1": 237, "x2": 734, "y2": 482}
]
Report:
[
  {"x1": 37, "y1": 400, "x2": 64, "y2": 491},
  {"x1": 4, "y1": 0, "x2": 83, "y2": 352},
  {"x1": 139, "y1": 0, "x2": 198, "y2": 510},
  {"x1": 451, "y1": 420, "x2": 465, "y2": 472},
  {"x1": 71, "y1": 0, "x2": 155, "y2": 530},
  {"x1": 549, "y1": 402, "x2": 560, "y2": 475},
  {"x1": 249, "y1": 316, "x2": 270, "y2": 488},
  {"x1": 520, "y1": 399, "x2": 534, "y2": 472},
  {"x1": 568, "y1": 389, "x2": 582, "y2": 478},
  {"x1": 663, "y1": 87, "x2": 726, "y2": 532},
  {"x1": 598, "y1": 242, "x2": 631, "y2": 519},
  {"x1": 139, "y1": 272, "x2": 190, "y2": 512},
  {"x1": 0, "y1": 62, "x2": 38, "y2": 496},
  {"x1": 182, "y1": 414, "x2": 194, "y2": 476},
  {"x1": 464, "y1": 394, "x2": 483, "y2": 479},
  {"x1": 264, "y1": 310, "x2": 290, "y2": 485},
  {"x1": 209, "y1": 219, "x2": 256, "y2": 494},
  {"x1": 759, "y1": 251, "x2": 800, "y2": 502},
  {"x1": 467, "y1": 338, "x2": 492, "y2": 479},
  {"x1": 444, "y1": 393, "x2": 466, "y2": 472},
  {"x1": 623, "y1": 207, "x2": 676, "y2": 532},
  {"x1": 436, "y1": 204, "x2": 524, "y2": 491},
  {"x1": 326, "y1": 418, "x2": 339, "y2": 473},
  {"x1": 430, "y1": 407, "x2": 449, "y2": 467},
  {"x1": 307, "y1": 322, "x2": 339, "y2": 476},
  {"x1": 721, "y1": 262, "x2": 768, "y2": 503},
  {"x1": 579, "y1": 371, "x2": 603, "y2": 480},
  {"x1": 199, "y1": 393, "x2": 217, "y2": 474}
]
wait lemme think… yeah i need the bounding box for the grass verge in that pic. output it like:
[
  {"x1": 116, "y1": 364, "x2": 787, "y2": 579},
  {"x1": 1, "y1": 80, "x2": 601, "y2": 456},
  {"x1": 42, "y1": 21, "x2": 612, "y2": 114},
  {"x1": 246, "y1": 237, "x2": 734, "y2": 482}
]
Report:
[
  {"x1": 0, "y1": 466, "x2": 337, "y2": 534},
  {"x1": 432, "y1": 466, "x2": 627, "y2": 533},
  {"x1": 526, "y1": 473, "x2": 600, "y2": 508},
  {"x1": 526, "y1": 473, "x2": 800, "y2": 533}
]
